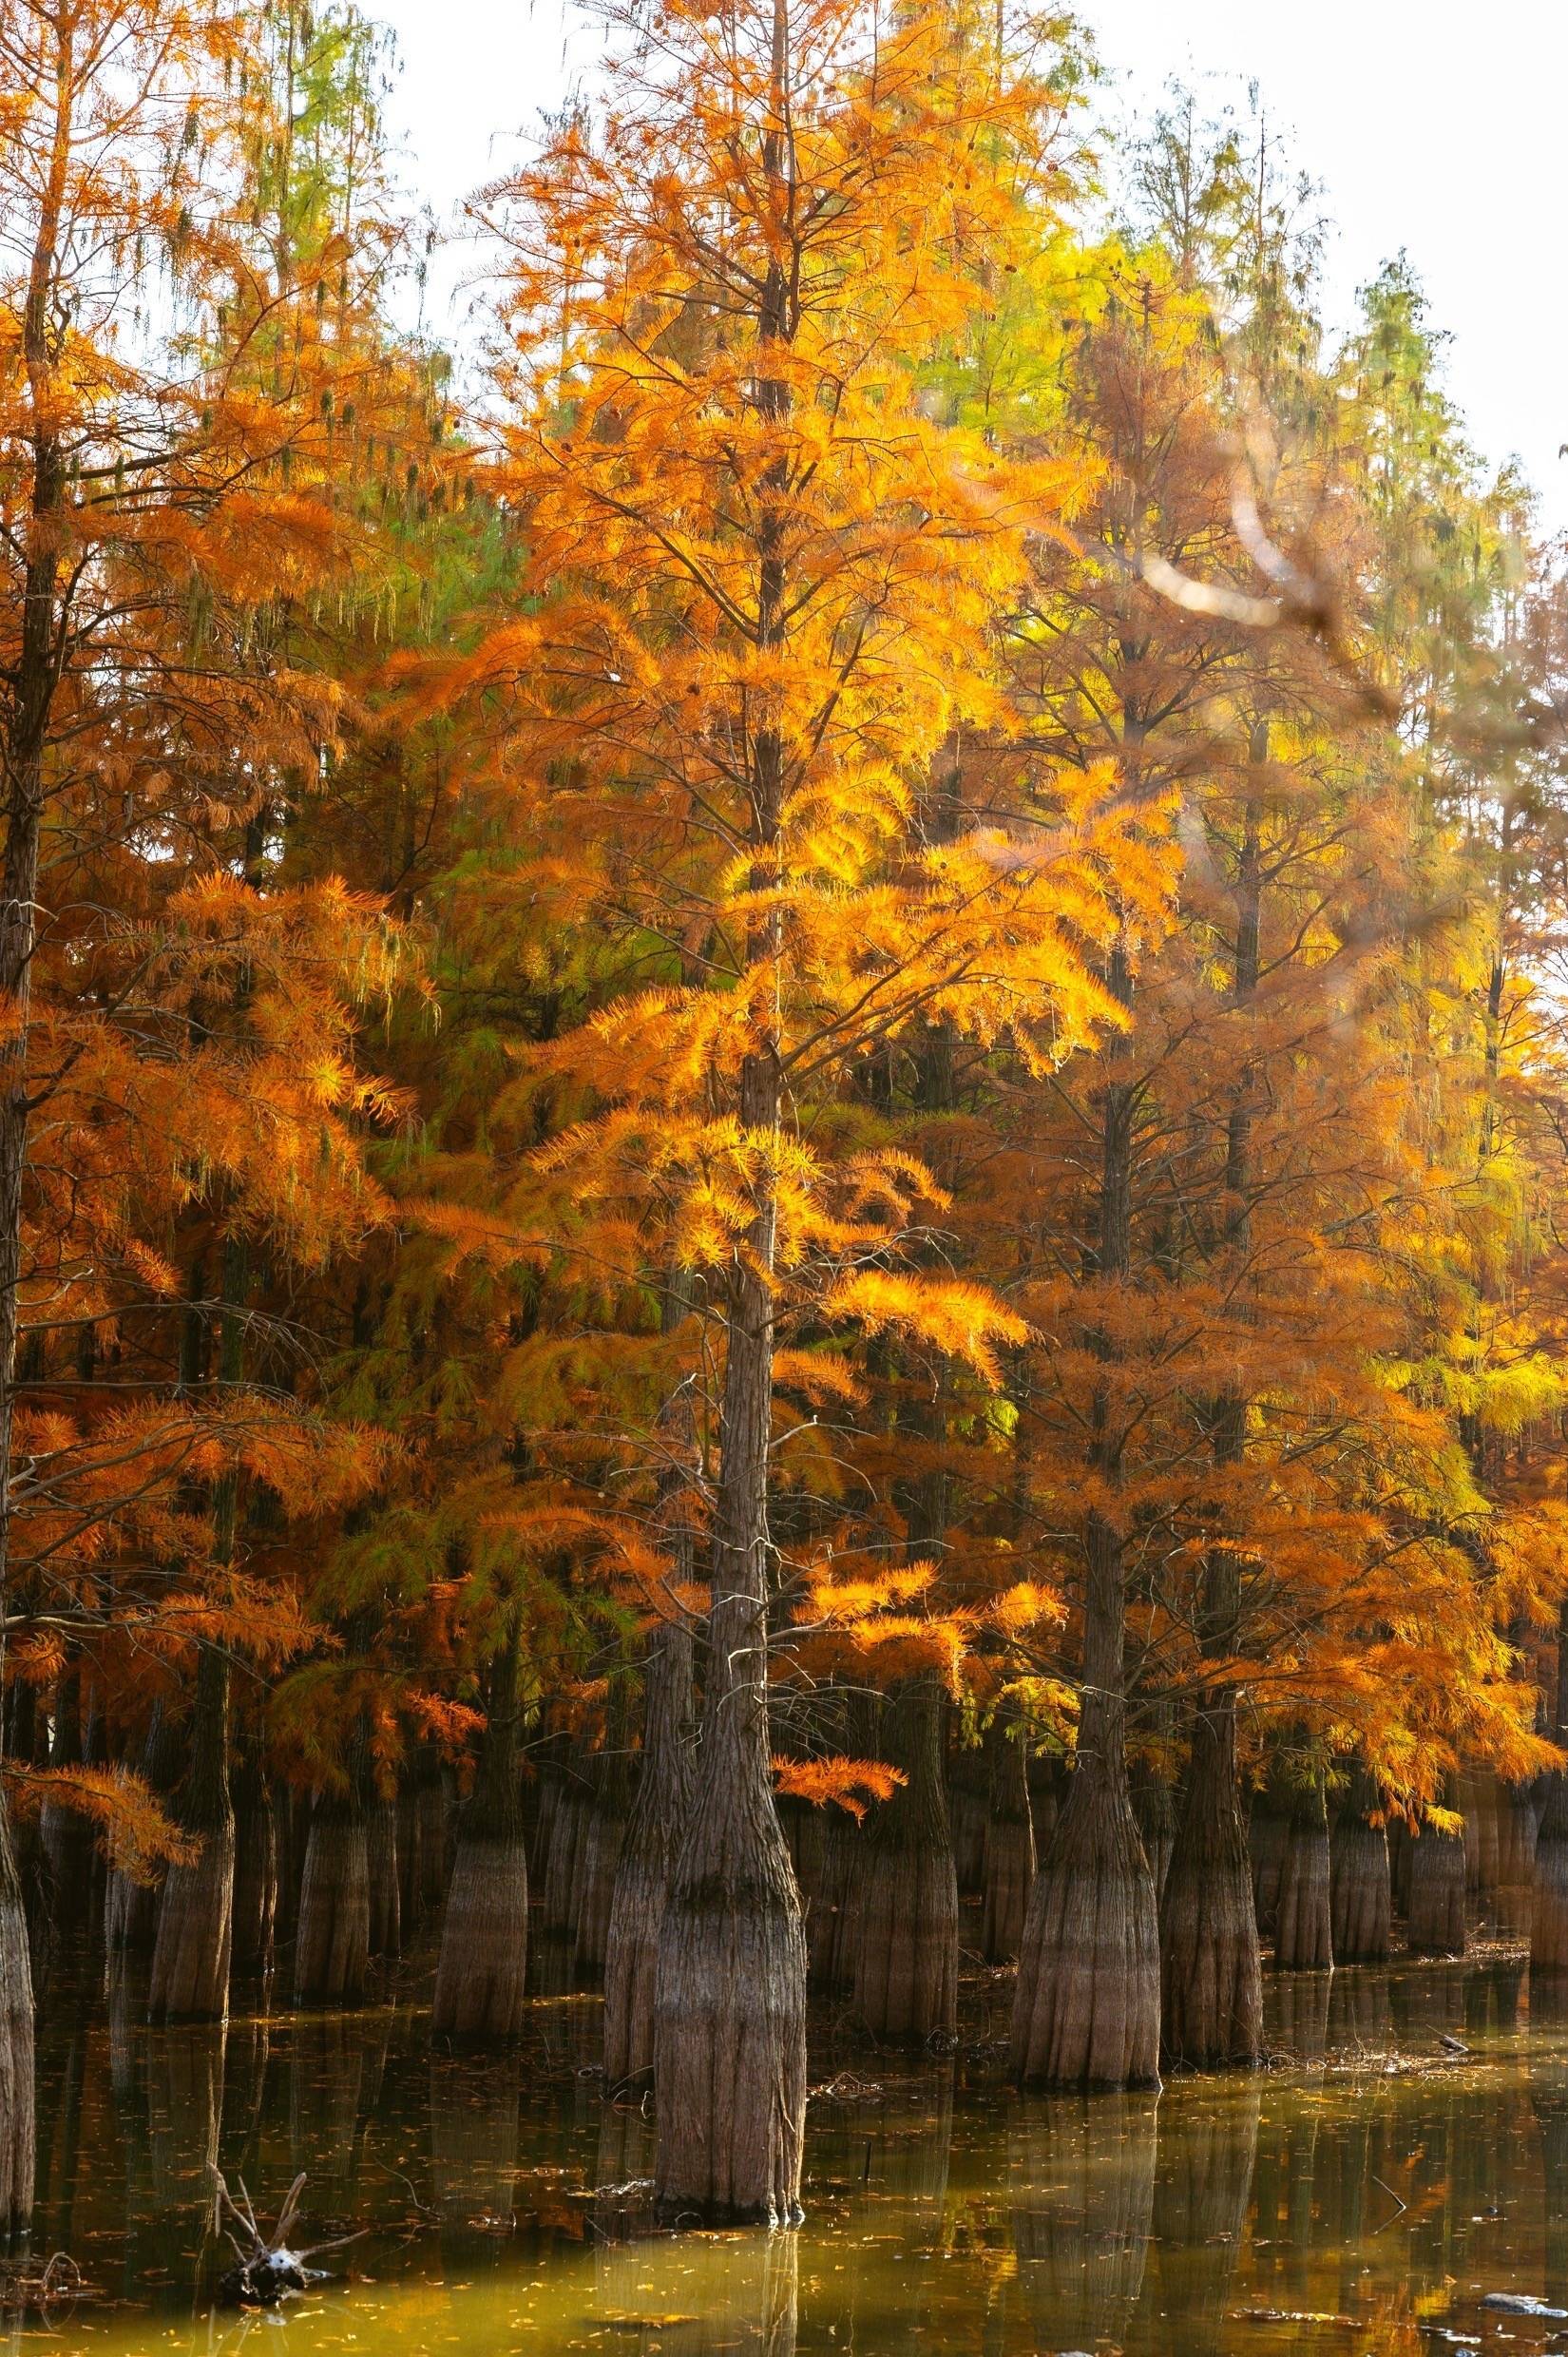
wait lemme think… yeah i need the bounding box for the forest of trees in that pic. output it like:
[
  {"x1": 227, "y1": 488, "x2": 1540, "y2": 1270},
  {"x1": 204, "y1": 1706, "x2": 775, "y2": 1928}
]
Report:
[{"x1": 5, "y1": 0, "x2": 1568, "y2": 2245}]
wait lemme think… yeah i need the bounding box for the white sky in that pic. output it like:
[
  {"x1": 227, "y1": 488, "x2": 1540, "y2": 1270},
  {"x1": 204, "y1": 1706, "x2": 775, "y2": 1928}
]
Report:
[{"x1": 375, "y1": 0, "x2": 1568, "y2": 527}]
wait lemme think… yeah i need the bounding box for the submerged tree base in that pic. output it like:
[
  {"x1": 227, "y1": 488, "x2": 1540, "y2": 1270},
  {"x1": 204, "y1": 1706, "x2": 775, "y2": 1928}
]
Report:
[{"x1": 1012, "y1": 1767, "x2": 1160, "y2": 2091}]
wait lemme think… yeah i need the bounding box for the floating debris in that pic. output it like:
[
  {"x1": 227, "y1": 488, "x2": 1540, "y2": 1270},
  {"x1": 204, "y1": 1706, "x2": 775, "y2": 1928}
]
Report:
[
  {"x1": 808, "y1": 2072, "x2": 885, "y2": 2103},
  {"x1": 214, "y1": 2171, "x2": 364, "y2": 2309}
]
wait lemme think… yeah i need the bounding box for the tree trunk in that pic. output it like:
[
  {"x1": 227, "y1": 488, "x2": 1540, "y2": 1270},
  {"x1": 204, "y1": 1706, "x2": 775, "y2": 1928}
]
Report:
[
  {"x1": 574, "y1": 1735, "x2": 632, "y2": 1983},
  {"x1": 433, "y1": 1609, "x2": 529, "y2": 2042},
  {"x1": 540, "y1": 1761, "x2": 591, "y2": 1943},
  {"x1": 295, "y1": 1787, "x2": 370, "y2": 2004},
  {"x1": 1160, "y1": 743, "x2": 1266, "y2": 2071},
  {"x1": 1273, "y1": 1767, "x2": 1332, "y2": 1972},
  {"x1": 1011, "y1": 1519, "x2": 1159, "y2": 2089},
  {"x1": 1159, "y1": 1680, "x2": 1263, "y2": 2067},
  {"x1": 1406, "y1": 1794, "x2": 1466, "y2": 1958},
  {"x1": 1330, "y1": 1767, "x2": 1391, "y2": 1965},
  {"x1": 603, "y1": 1615, "x2": 694, "y2": 2088},
  {"x1": 1132, "y1": 1759, "x2": 1176, "y2": 1904},
  {"x1": 948, "y1": 1737, "x2": 988, "y2": 1901},
  {"x1": 148, "y1": 1646, "x2": 235, "y2": 2023},
  {"x1": 231, "y1": 1764, "x2": 277, "y2": 1980},
  {"x1": 981, "y1": 1719, "x2": 1035, "y2": 1964},
  {"x1": 1536, "y1": 1773, "x2": 1568, "y2": 1972},
  {"x1": 1013, "y1": 996, "x2": 1159, "y2": 2091},
  {"x1": 40, "y1": 1667, "x2": 94, "y2": 1939},
  {"x1": 1498, "y1": 1779, "x2": 1539, "y2": 1941},
  {"x1": 852, "y1": 1674, "x2": 958, "y2": 2041},
  {"x1": 808, "y1": 1807, "x2": 857, "y2": 1991},
  {"x1": 651, "y1": 1065, "x2": 806, "y2": 2224},
  {"x1": 367, "y1": 1794, "x2": 400, "y2": 1962},
  {"x1": 106, "y1": 1709, "x2": 175, "y2": 1959}
]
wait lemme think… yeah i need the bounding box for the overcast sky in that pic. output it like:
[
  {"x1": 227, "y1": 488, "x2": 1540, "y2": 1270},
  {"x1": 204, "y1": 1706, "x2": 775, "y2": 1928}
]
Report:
[{"x1": 374, "y1": 0, "x2": 1568, "y2": 527}]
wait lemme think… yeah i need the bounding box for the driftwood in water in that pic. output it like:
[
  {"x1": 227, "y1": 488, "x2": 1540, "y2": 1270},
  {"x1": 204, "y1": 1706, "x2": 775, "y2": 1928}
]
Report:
[{"x1": 213, "y1": 2171, "x2": 360, "y2": 2308}]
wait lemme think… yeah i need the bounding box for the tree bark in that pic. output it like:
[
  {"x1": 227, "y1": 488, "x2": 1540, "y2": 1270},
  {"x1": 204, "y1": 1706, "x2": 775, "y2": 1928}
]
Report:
[
  {"x1": 231, "y1": 1762, "x2": 277, "y2": 1980},
  {"x1": 603, "y1": 1614, "x2": 694, "y2": 2088},
  {"x1": 367, "y1": 1794, "x2": 400, "y2": 1962},
  {"x1": 981, "y1": 1718, "x2": 1035, "y2": 1964},
  {"x1": 1013, "y1": 951, "x2": 1159, "y2": 2089},
  {"x1": 852, "y1": 1673, "x2": 958, "y2": 2041},
  {"x1": 1406, "y1": 1789, "x2": 1466, "y2": 1958},
  {"x1": 295, "y1": 1782, "x2": 371, "y2": 2004},
  {"x1": 1159, "y1": 740, "x2": 1266, "y2": 2070},
  {"x1": 1011, "y1": 1517, "x2": 1159, "y2": 2090},
  {"x1": 1330, "y1": 1766, "x2": 1391, "y2": 1965},
  {"x1": 1273, "y1": 1765, "x2": 1332, "y2": 1972},
  {"x1": 1159, "y1": 1675, "x2": 1263, "y2": 2067},
  {"x1": 651, "y1": 1058, "x2": 806, "y2": 2223}
]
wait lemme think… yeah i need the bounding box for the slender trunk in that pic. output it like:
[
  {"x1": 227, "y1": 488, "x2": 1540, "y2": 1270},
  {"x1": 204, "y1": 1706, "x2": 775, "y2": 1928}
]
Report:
[
  {"x1": 652, "y1": 1055, "x2": 805, "y2": 2221},
  {"x1": 1014, "y1": 947, "x2": 1158, "y2": 2087},
  {"x1": 1159, "y1": 752, "x2": 1267, "y2": 2070},
  {"x1": 0, "y1": 14, "x2": 79, "y2": 2230},
  {"x1": 651, "y1": 54, "x2": 806, "y2": 2214},
  {"x1": 433, "y1": 1607, "x2": 528, "y2": 2041}
]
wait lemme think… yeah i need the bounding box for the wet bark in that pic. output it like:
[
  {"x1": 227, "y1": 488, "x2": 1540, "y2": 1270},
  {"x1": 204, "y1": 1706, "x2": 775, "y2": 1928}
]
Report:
[
  {"x1": 148, "y1": 1645, "x2": 235, "y2": 2023},
  {"x1": 1534, "y1": 1609, "x2": 1568, "y2": 1972},
  {"x1": 1330, "y1": 1767, "x2": 1391, "y2": 1965},
  {"x1": 852, "y1": 1673, "x2": 958, "y2": 2041},
  {"x1": 433, "y1": 1609, "x2": 529, "y2": 2042},
  {"x1": 603, "y1": 1615, "x2": 694, "y2": 2088}
]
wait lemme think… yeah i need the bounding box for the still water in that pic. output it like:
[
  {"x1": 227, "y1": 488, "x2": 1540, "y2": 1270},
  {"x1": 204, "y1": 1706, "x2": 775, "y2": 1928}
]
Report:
[{"x1": 23, "y1": 1951, "x2": 1568, "y2": 2353}]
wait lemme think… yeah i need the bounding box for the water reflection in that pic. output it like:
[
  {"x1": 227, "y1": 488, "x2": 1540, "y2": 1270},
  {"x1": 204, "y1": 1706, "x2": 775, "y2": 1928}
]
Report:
[
  {"x1": 1009, "y1": 2093, "x2": 1157, "y2": 2348},
  {"x1": 18, "y1": 1954, "x2": 1568, "y2": 2355}
]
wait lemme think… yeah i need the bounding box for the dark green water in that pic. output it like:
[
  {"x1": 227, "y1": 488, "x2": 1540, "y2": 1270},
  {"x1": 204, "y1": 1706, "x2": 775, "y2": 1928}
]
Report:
[{"x1": 21, "y1": 1952, "x2": 1568, "y2": 2353}]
